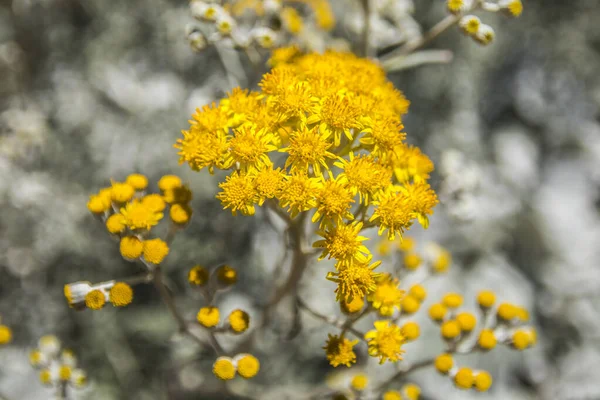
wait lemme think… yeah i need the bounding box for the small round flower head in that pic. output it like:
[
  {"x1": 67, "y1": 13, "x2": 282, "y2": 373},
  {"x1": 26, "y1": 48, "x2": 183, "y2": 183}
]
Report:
[
  {"x1": 499, "y1": 0, "x2": 523, "y2": 17},
  {"x1": 120, "y1": 236, "x2": 144, "y2": 260},
  {"x1": 109, "y1": 282, "x2": 133, "y2": 307},
  {"x1": 213, "y1": 357, "x2": 236, "y2": 380},
  {"x1": 456, "y1": 312, "x2": 477, "y2": 332},
  {"x1": 143, "y1": 238, "x2": 169, "y2": 264},
  {"x1": 402, "y1": 383, "x2": 421, "y2": 400},
  {"x1": 85, "y1": 289, "x2": 106, "y2": 310},
  {"x1": 377, "y1": 240, "x2": 392, "y2": 256},
  {"x1": 477, "y1": 290, "x2": 496, "y2": 309},
  {"x1": 170, "y1": 203, "x2": 192, "y2": 225},
  {"x1": 188, "y1": 265, "x2": 209, "y2": 286},
  {"x1": 340, "y1": 296, "x2": 365, "y2": 314},
  {"x1": 142, "y1": 194, "x2": 166, "y2": 212},
  {"x1": 474, "y1": 371, "x2": 493, "y2": 391},
  {"x1": 515, "y1": 306, "x2": 530, "y2": 322},
  {"x1": 110, "y1": 181, "x2": 135, "y2": 203},
  {"x1": 474, "y1": 24, "x2": 495, "y2": 45},
  {"x1": 447, "y1": 0, "x2": 467, "y2": 14},
  {"x1": 0, "y1": 324, "x2": 12, "y2": 345},
  {"x1": 478, "y1": 329, "x2": 497, "y2": 350},
  {"x1": 235, "y1": 354, "x2": 260, "y2": 379},
  {"x1": 158, "y1": 175, "x2": 182, "y2": 192},
  {"x1": 459, "y1": 15, "x2": 481, "y2": 35},
  {"x1": 383, "y1": 391, "x2": 402, "y2": 400},
  {"x1": 401, "y1": 295, "x2": 420, "y2": 314},
  {"x1": 216, "y1": 265, "x2": 237, "y2": 285},
  {"x1": 216, "y1": 13, "x2": 235, "y2": 36},
  {"x1": 30, "y1": 350, "x2": 46, "y2": 367},
  {"x1": 428, "y1": 303, "x2": 447, "y2": 322},
  {"x1": 442, "y1": 293, "x2": 463, "y2": 308},
  {"x1": 126, "y1": 173, "x2": 148, "y2": 191},
  {"x1": 120, "y1": 200, "x2": 164, "y2": 230},
  {"x1": 39, "y1": 369, "x2": 53, "y2": 386},
  {"x1": 512, "y1": 330, "x2": 532, "y2": 350},
  {"x1": 106, "y1": 214, "x2": 126, "y2": 234},
  {"x1": 368, "y1": 274, "x2": 404, "y2": 317},
  {"x1": 497, "y1": 303, "x2": 518, "y2": 321},
  {"x1": 61, "y1": 349, "x2": 77, "y2": 367},
  {"x1": 164, "y1": 185, "x2": 193, "y2": 205},
  {"x1": 365, "y1": 320, "x2": 406, "y2": 364},
  {"x1": 454, "y1": 367, "x2": 474, "y2": 389},
  {"x1": 71, "y1": 368, "x2": 87, "y2": 388},
  {"x1": 440, "y1": 320, "x2": 461, "y2": 339},
  {"x1": 403, "y1": 253, "x2": 421, "y2": 270},
  {"x1": 323, "y1": 334, "x2": 359, "y2": 367},
  {"x1": 190, "y1": 1, "x2": 223, "y2": 22},
  {"x1": 64, "y1": 281, "x2": 93, "y2": 309},
  {"x1": 401, "y1": 321, "x2": 420, "y2": 341},
  {"x1": 408, "y1": 284, "x2": 427, "y2": 302},
  {"x1": 197, "y1": 307, "x2": 220, "y2": 328},
  {"x1": 252, "y1": 27, "x2": 277, "y2": 48},
  {"x1": 351, "y1": 374, "x2": 368, "y2": 391},
  {"x1": 59, "y1": 365, "x2": 72, "y2": 381},
  {"x1": 435, "y1": 353, "x2": 454, "y2": 374},
  {"x1": 228, "y1": 310, "x2": 250, "y2": 333},
  {"x1": 87, "y1": 194, "x2": 111, "y2": 214},
  {"x1": 398, "y1": 237, "x2": 415, "y2": 252},
  {"x1": 39, "y1": 335, "x2": 61, "y2": 357}
]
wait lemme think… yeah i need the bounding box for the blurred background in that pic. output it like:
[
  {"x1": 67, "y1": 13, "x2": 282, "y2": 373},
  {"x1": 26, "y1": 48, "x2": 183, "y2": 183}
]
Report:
[{"x1": 1, "y1": 0, "x2": 599, "y2": 399}]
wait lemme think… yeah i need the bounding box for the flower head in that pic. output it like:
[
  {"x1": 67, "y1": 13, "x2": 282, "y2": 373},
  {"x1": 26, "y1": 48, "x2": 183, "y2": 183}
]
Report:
[
  {"x1": 368, "y1": 274, "x2": 404, "y2": 316},
  {"x1": 278, "y1": 173, "x2": 319, "y2": 218},
  {"x1": 0, "y1": 324, "x2": 12, "y2": 345},
  {"x1": 213, "y1": 357, "x2": 236, "y2": 380},
  {"x1": 235, "y1": 354, "x2": 260, "y2": 378},
  {"x1": 188, "y1": 265, "x2": 209, "y2": 286},
  {"x1": 85, "y1": 289, "x2": 106, "y2": 310},
  {"x1": 307, "y1": 92, "x2": 364, "y2": 146},
  {"x1": 323, "y1": 334, "x2": 359, "y2": 367},
  {"x1": 228, "y1": 310, "x2": 250, "y2": 333},
  {"x1": 109, "y1": 282, "x2": 133, "y2": 307},
  {"x1": 312, "y1": 174, "x2": 354, "y2": 227},
  {"x1": 281, "y1": 125, "x2": 336, "y2": 177},
  {"x1": 227, "y1": 124, "x2": 276, "y2": 171},
  {"x1": 335, "y1": 153, "x2": 391, "y2": 205},
  {"x1": 120, "y1": 236, "x2": 143, "y2": 260},
  {"x1": 327, "y1": 258, "x2": 381, "y2": 302},
  {"x1": 120, "y1": 200, "x2": 163, "y2": 230},
  {"x1": 364, "y1": 320, "x2": 406, "y2": 364},
  {"x1": 314, "y1": 221, "x2": 370, "y2": 266},
  {"x1": 142, "y1": 238, "x2": 169, "y2": 264},
  {"x1": 197, "y1": 307, "x2": 220, "y2": 328},
  {"x1": 217, "y1": 172, "x2": 257, "y2": 216}
]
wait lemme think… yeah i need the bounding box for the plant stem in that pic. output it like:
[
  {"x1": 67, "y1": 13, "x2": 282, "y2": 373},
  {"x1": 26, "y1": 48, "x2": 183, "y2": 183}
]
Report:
[
  {"x1": 375, "y1": 356, "x2": 436, "y2": 392},
  {"x1": 361, "y1": 0, "x2": 372, "y2": 58}
]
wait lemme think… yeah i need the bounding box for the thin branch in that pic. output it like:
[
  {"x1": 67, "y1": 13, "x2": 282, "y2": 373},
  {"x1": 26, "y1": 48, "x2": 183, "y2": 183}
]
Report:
[
  {"x1": 297, "y1": 296, "x2": 366, "y2": 340},
  {"x1": 382, "y1": 49, "x2": 454, "y2": 72},
  {"x1": 360, "y1": 0, "x2": 372, "y2": 58},
  {"x1": 375, "y1": 356, "x2": 436, "y2": 392}
]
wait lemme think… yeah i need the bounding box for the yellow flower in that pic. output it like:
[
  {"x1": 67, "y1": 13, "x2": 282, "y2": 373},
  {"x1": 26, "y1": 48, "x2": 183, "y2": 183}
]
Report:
[
  {"x1": 401, "y1": 321, "x2": 420, "y2": 341},
  {"x1": 477, "y1": 290, "x2": 496, "y2": 308},
  {"x1": 364, "y1": 320, "x2": 406, "y2": 364},
  {"x1": 197, "y1": 307, "x2": 220, "y2": 328},
  {"x1": 440, "y1": 320, "x2": 461, "y2": 339},
  {"x1": 269, "y1": 79, "x2": 317, "y2": 120},
  {"x1": 216, "y1": 172, "x2": 258, "y2": 216},
  {"x1": 323, "y1": 334, "x2": 359, "y2": 367},
  {"x1": 335, "y1": 153, "x2": 391, "y2": 205},
  {"x1": 307, "y1": 92, "x2": 364, "y2": 146},
  {"x1": 278, "y1": 173, "x2": 320, "y2": 218},
  {"x1": 474, "y1": 24, "x2": 495, "y2": 46},
  {"x1": 0, "y1": 324, "x2": 12, "y2": 345},
  {"x1": 360, "y1": 115, "x2": 406, "y2": 158},
  {"x1": 110, "y1": 181, "x2": 135, "y2": 203},
  {"x1": 497, "y1": 303, "x2": 518, "y2": 320},
  {"x1": 39, "y1": 369, "x2": 52, "y2": 385},
  {"x1": 268, "y1": 45, "x2": 301, "y2": 67},
  {"x1": 383, "y1": 391, "x2": 402, "y2": 400},
  {"x1": 370, "y1": 187, "x2": 413, "y2": 240},
  {"x1": 142, "y1": 238, "x2": 169, "y2": 264},
  {"x1": 434, "y1": 353, "x2": 454, "y2": 374},
  {"x1": 454, "y1": 367, "x2": 474, "y2": 389},
  {"x1": 170, "y1": 203, "x2": 192, "y2": 225},
  {"x1": 141, "y1": 194, "x2": 166, "y2": 212},
  {"x1": 105, "y1": 213, "x2": 126, "y2": 234},
  {"x1": 158, "y1": 175, "x2": 182, "y2": 192},
  {"x1": 120, "y1": 236, "x2": 143, "y2": 260},
  {"x1": 281, "y1": 7, "x2": 304, "y2": 34},
  {"x1": 228, "y1": 310, "x2": 250, "y2": 333},
  {"x1": 428, "y1": 303, "x2": 447, "y2": 321},
  {"x1": 400, "y1": 295, "x2": 420, "y2": 314},
  {"x1": 221, "y1": 88, "x2": 262, "y2": 127},
  {"x1": 314, "y1": 221, "x2": 370, "y2": 266},
  {"x1": 87, "y1": 194, "x2": 111, "y2": 214},
  {"x1": 512, "y1": 330, "x2": 532, "y2": 350},
  {"x1": 368, "y1": 274, "x2": 404, "y2": 317},
  {"x1": 400, "y1": 182, "x2": 438, "y2": 228},
  {"x1": 126, "y1": 173, "x2": 148, "y2": 191},
  {"x1": 120, "y1": 200, "x2": 164, "y2": 230},
  {"x1": 475, "y1": 371, "x2": 493, "y2": 391},
  {"x1": 29, "y1": 350, "x2": 44, "y2": 366},
  {"x1": 500, "y1": 0, "x2": 523, "y2": 17},
  {"x1": 442, "y1": 293, "x2": 463, "y2": 308},
  {"x1": 403, "y1": 383, "x2": 421, "y2": 400},
  {"x1": 456, "y1": 312, "x2": 477, "y2": 332},
  {"x1": 340, "y1": 296, "x2": 365, "y2": 314},
  {"x1": 59, "y1": 365, "x2": 72, "y2": 381},
  {"x1": 408, "y1": 284, "x2": 427, "y2": 302},
  {"x1": 227, "y1": 124, "x2": 277, "y2": 171},
  {"x1": 312, "y1": 174, "x2": 355, "y2": 227},
  {"x1": 459, "y1": 15, "x2": 481, "y2": 35},
  {"x1": 281, "y1": 125, "x2": 336, "y2": 177},
  {"x1": 216, "y1": 265, "x2": 237, "y2": 285},
  {"x1": 213, "y1": 357, "x2": 236, "y2": 380},
  {"x1": 188, "y1": 265, "x2": 209, "y2": 286},
  {"x1": 327, "y1": 258, "x2": 382, "y2": 302},
  {"x1": 447, "y1": 0, "x2": 465, "y2": 14},
  {"x1": 351, "y1": 374, "x2": 368, "y2": 391},
  {"x1": 389, "y1": 143, "x2": 434, "y2": 183},
  {"x1": 109, "y1": 282, "x2": 133, "y2": 307},
  {"x1": 85, "y1": 289, "x2": 106, "y2": 310},
  {"x1": 403, "y1": 253, "x2": 421, "y2": 270},
  {"x1": 478, "y1": 329, "x2": 497, "y2": 350},
  {"x1": 236, "y1": 354, "x2": 260, "y2": 379},
  {"x1": 254, "y1": 165, "x2": 284, "y2": 205}
]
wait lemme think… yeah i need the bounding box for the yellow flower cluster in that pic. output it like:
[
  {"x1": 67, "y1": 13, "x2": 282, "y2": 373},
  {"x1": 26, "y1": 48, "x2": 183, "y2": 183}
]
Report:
[
  {"x1": 455, "y1": 0, "x2": 523, "y2": 46},
  {"x1": 30, "y1": 336, "x2": 87, "y2": 391},
  {"x1": 383, "y1": 383, "x2": 421, "y2": 400},
  {"x1": 176, "y1": 51, "x2": 438, "y2": 306},
  {"x1": 213, "y1": 354, "x2": 260, "y2": 380},
  {"x1": 64, "y1": 281, "x2": 134, "y2": 311},
  {"x1": 435, "y1": 354, "x2": 493, "y2": 392}
]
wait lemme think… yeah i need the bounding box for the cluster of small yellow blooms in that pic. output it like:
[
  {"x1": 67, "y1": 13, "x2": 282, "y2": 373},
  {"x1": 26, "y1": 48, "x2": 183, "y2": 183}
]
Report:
[
  {"x1": 377, "y1": 236, "x2": 452, "y2": 274},
  {"x1": 430, "y1": 290, "x2": 536, "y2": 391},
  {"x1": 186, "y1": 0, "x2": 334, "y2": 53},
  {"x1": 176, "y1": 51, "x2": 437, "y2": 308},
  {"x1": 188, "y1": 264, "x2": 260, "y2": 379},
  {"x1": 0, "y1": 316, "x2": 12, "y2": 346},
  {"x1": 447, "y1": 0, "x2": 523, "y2": 46},
  {"x1": 64, "y1": 280, "x2": 134, "y2": 311},
  {"x1": 30, "y1": 336, "x2": 87, "y2": 396},
  {"x1": 382, "y1": 383, "x2": 421, "y2": 400}
]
